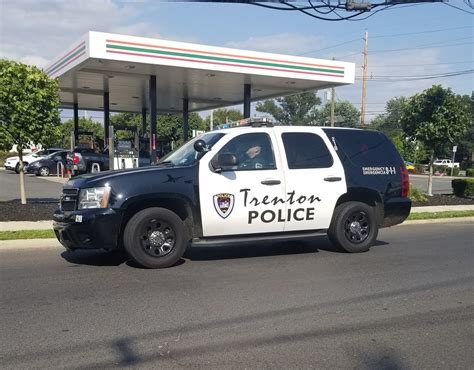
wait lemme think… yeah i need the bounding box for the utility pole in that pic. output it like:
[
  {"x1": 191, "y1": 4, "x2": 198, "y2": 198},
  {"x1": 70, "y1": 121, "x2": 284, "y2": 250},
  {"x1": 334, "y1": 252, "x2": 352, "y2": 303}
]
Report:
[
  {"x1": 330, "y1": 57, "x2": 336, "y2": 127},
  {"x1": 360, "y1": 30, "x2": 368, "y2": 127}
]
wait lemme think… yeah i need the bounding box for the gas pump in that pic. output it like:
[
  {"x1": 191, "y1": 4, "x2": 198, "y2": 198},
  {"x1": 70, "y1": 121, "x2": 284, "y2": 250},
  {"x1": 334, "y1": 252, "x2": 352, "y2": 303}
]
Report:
[{"x1": 108, "y1": 125, "x2": 140, "y2": 170}]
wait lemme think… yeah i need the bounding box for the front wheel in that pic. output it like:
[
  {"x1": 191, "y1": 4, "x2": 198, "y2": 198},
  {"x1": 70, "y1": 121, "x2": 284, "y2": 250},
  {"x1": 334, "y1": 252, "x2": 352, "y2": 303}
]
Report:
[
  {"x1": 123, "y1": 207, "x2": 187, "y2": 268},
  {"x1": 39, "y1": 166, "x2": 50, "y2": 176},
  {"x1": 328, "y1": 201, "x2": 378, "y2": 253}
]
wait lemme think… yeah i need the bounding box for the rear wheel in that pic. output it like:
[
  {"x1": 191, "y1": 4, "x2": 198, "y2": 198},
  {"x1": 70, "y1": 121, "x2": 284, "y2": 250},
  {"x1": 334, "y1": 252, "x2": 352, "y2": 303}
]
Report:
[
  {"x1": 39, "y1": 166, "x2": 50, "y2": 177},
  {"x1": 123, "y1": 207, "x2": 187, "y2": 268},
  {"x1": 328, "y1": 201, "x2": 378, "y2": 253}
]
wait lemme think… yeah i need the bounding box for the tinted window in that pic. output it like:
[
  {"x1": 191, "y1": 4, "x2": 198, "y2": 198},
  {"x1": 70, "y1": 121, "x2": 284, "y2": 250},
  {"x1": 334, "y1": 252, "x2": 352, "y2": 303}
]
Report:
[
  {"x1": 282, "y1": 133, "x2": 333, "y2": 169},
  {"x1": 216, "y1": 133, "x2": 276, "y2": 171},
  {"x1": 322, "y1": 129, "x2": 401, "y2": 167}
]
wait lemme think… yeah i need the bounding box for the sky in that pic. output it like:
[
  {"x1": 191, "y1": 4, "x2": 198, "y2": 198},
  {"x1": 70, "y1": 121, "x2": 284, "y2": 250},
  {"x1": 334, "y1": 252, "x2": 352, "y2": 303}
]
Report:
[{"x1": 1, "y1": 0, "x2": 473, "y2": 123}]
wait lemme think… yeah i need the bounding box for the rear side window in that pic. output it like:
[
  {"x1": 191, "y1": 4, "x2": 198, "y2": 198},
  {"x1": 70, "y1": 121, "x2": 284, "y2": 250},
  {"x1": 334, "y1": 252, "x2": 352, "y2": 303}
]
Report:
[
  {"x1": 282, "y1": 133, "x2": 333, "y2": 169},
  {"x1": 322, "y1": 129, "x2": 401, "y2": 167}
]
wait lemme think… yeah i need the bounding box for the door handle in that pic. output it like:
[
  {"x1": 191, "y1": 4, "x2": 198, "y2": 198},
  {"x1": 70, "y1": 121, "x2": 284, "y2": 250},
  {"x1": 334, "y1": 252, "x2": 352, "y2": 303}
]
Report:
[
  {"x1": 261, "y1": 179, "x2": 281, "y2": 185},
  {"x1": 324, "y1": 176, "x2": 342, "y2": 182}
]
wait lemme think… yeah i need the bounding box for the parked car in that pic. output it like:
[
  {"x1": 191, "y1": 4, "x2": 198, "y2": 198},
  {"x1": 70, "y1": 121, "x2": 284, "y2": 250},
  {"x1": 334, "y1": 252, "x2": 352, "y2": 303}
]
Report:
[
  {"x1": 54, "y1": 121, "x2": 411, "y2": 269},
  {"x1": 404, "y1": 161, "x2": 415, "y2": 173},
  {"x1": 5, "y1": 148, "x2": 65, "y2": 173},
  {"x1": 433, "y1": 159, "x2": 459, "y2": 168},
  {"x1": 26, "y1": 151, "x2": 68, "y2": 176}
]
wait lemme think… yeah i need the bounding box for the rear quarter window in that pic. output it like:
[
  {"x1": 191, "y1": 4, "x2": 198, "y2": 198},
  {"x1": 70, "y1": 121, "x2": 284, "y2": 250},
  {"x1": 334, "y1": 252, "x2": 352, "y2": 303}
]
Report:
[{"x1": 323, "y1": 129, "x2": 402, "y2": 167}]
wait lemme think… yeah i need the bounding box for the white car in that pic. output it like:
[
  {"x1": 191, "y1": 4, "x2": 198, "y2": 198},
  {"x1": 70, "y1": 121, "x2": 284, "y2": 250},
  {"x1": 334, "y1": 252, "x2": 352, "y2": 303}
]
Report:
[
  {"x1": 4, "y1": 148, "x2": 65, "y2": 173},
  {"x1": 433, "y1": 159, "x2": 459, "y2": 168}
]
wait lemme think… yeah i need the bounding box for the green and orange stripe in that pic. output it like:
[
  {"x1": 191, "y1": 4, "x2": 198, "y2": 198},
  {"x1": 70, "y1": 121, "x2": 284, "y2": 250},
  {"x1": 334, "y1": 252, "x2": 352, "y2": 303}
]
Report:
[
  {"x1": 46, "y1": 41, "x2": 86, "y2": 76},
  {"x1": 106, "y1": 39, "x2": 345, "y2": 78}
]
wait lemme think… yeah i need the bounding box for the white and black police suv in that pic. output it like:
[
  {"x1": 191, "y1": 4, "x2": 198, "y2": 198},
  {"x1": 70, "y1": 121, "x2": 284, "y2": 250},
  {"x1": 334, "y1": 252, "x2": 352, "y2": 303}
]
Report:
[{"x1": 53, "y1": 119, "x2": 411, "y2": 268}]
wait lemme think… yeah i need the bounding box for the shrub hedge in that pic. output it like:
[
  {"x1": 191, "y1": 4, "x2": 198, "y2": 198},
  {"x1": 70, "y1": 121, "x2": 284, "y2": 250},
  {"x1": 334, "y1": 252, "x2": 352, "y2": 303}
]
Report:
[{"x1": 452, "y1": 178, "x2": 474, "y2": 197}]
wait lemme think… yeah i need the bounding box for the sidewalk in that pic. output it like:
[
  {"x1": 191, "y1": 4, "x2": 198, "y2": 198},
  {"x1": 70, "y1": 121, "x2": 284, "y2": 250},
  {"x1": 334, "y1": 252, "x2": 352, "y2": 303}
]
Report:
[
  {"x1": 410, "y1": 205, "x2": 474, "y2": 213},
  {"x1": 0, "y1": 205, "x2": 473, "y2": 231}
]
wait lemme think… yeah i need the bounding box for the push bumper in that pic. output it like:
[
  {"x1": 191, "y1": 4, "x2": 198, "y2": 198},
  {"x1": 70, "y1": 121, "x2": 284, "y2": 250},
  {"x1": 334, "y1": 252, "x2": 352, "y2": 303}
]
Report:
[
  {"x1": 382, "y1": 197, "x2": 411, "y2": 227},
  {"x1": 53, "y1": 208, "x2": 123, "y2": 251}
]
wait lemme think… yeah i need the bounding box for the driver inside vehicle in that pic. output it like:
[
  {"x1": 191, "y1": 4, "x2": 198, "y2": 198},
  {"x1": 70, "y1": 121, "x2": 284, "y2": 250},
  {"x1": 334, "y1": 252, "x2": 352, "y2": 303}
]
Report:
[{"x1": 238, "y1": 139, "x2": 266, "y2": 169}]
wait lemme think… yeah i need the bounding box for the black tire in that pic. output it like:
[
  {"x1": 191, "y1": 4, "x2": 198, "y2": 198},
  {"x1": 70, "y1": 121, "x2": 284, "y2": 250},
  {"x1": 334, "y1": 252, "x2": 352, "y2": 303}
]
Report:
[
  {"x1": 15, "y1": 162, "x2": 28, "y2": 174},
  {"x1": 39, "y1": 166, "x2": 50, "y2": 177},
  {"x1": 327, "y1": 201, "x2": 378, "y2": 253},
  {"x1": 123, "y1": 207, "x2": 187, "y2": 268}
]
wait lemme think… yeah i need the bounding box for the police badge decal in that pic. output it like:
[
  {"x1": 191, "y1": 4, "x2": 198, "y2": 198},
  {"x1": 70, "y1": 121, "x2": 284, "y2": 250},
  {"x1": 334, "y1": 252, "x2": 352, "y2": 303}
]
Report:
[{"x1": 213, "y1": 193, "x2": 235, "y2": 219}]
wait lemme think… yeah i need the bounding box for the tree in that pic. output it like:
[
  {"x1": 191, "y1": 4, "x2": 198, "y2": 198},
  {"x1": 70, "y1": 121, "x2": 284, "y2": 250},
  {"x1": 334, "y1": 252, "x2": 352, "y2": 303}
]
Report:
[
  {"x1": 319, "y1": 100, "x2": 360, "y2": 127},
  {"x1": 371, "y1": 96, "x2": 428, "y2": 163},
  {"x1": 0, "y1": 59, "x2": 61, "y2": 204},
  {"x1": 401, "y1": 85, "x2": 470, "y2": 195},
  {"x1": 456, "y1": 93, "x2": 474, "y2": 167},
  {"x1": 256, "y1": 92, "x2": 321, "y2": 125},
  {"x1": 205, "y1": 108, "x2": 243, "y2": 129},
  {"x1": 59, "y1": 117, "x2": 104, "y2": 149},
  {"x1": 109, "y1": 112, "x2": 205, "y2": 148},
  {"x1": 371, "y1": 97, "x2": 407, "y2": 134}
]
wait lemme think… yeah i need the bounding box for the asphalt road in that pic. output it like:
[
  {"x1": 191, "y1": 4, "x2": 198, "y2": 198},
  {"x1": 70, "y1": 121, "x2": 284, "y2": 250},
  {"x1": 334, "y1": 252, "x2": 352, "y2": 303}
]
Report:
[
  {"x1": 1, "y1": 222, "x2": 473, "y2": 368},
  {"x1": 0, "y1": 169, "x2": 64, "y2": 201}
]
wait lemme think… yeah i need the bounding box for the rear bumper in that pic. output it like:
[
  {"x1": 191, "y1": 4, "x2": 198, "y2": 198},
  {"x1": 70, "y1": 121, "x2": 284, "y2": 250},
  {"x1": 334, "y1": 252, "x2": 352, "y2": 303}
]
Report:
[
  {"x1": 53, "y1": 208, "x2": 123, "y2": 251},
  {"x1": 382, "y1": 197, "x2": 411, "y2": 227}
]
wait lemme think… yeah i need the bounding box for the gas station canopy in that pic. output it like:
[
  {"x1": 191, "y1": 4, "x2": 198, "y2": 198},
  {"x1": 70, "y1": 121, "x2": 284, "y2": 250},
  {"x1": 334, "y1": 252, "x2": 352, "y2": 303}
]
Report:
[{"x1": 46, "y1": 31, "x2": 355, "y2": 114}]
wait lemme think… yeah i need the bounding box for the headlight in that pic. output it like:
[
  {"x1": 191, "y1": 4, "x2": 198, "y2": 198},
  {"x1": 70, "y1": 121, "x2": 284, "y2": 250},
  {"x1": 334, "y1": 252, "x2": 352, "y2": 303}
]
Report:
[{"x1": 78, "y1": 187, "x2": 111, "y2": 209}]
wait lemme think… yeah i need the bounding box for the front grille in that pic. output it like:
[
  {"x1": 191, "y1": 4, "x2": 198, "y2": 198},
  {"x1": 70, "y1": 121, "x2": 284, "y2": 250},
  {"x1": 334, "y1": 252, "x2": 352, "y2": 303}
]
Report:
[{"x1": 60, "y1": 188, "x2": 79, "y2": 211}]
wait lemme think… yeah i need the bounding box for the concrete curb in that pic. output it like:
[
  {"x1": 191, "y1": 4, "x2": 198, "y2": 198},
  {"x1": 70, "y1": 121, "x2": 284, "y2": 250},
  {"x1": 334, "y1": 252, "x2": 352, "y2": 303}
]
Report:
[
  {"x1": 0, "y1": 221, "x2": 53, "y2": 231},
  {"x1": 398, "y1": 216, "x2": 474, "y2": 226}
]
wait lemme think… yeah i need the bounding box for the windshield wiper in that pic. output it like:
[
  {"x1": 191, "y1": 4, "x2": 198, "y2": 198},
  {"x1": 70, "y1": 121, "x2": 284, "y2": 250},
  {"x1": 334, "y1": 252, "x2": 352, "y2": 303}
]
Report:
[{"x1": 156, "y1": 161, "x2": 175, "y2": 167}]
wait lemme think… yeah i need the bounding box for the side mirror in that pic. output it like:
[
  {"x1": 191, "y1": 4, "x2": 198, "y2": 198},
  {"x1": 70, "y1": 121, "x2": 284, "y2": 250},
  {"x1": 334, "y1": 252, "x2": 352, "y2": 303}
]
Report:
[
  {"x1": 212, "y1": 153, "x2": 238, "y2": 172},
  {"x1": 194, "y1": 139, "x2": 209, "y2": 153},
  {"x1": 54, "y1": 156, "x2": 62, "y2": 162}
]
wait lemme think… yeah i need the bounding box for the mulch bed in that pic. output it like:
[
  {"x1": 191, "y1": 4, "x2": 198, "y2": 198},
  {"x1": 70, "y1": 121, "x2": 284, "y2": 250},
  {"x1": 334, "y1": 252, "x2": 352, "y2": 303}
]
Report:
[
  {"x1": 0, "y1": 194, "x2": 472, "y2": 222},
  {"x1": 412, "y1": 194, "x2": 474, "y2": 207},
  {"x1": 0, "y1": 200, "x2": 58, "y2": 222}
]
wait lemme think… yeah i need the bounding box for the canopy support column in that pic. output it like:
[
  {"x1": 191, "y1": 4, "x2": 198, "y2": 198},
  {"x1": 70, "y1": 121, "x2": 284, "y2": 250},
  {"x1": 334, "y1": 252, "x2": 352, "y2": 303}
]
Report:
[
  {"x1": 104, "y1": 92, "x2": 110, "y2": 148},
  {"x1": 141, "y1": 107, "x2": 147, "y2": 135},
  {"x1": 73, "y1": 103, "x2": 79, "y2": 144},
  {"x1": 244, "y1": 83, "x2": 251, "y2": 119},
  {"x1": 183, "y1": 98, "x2": 189, "y2": 142},
  {"x1": 149, "y1": 75, "x2": 157, "y2": 163}
]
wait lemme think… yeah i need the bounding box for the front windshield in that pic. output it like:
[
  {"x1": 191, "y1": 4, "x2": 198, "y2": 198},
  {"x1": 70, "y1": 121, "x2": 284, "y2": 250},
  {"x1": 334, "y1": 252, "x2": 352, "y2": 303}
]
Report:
[{"x1": 158, "y1": 132, "x2": 225, "y2": 167}]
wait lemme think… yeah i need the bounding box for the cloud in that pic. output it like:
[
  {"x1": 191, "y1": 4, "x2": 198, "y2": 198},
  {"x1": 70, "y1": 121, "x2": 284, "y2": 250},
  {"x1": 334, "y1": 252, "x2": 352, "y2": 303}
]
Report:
[
  {"x1": 0, "y1": 0, "x2": 165, "y2": 67},
  {"x1": 328, "y1": 47, "x2": 468, "y2": 121},
  {"x1": 225, "y1": 33, "x2": 323, "y2": 56}
]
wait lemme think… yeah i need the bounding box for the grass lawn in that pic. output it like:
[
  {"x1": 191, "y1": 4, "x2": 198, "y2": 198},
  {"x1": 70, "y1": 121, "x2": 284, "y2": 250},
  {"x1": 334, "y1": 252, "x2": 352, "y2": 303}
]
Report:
[
  {"x1": 0, "y1": 229, "x2": 55, "y2": 240},
  {"x1": 407, "y1": 210, "x2": 474, "y2": 220}
]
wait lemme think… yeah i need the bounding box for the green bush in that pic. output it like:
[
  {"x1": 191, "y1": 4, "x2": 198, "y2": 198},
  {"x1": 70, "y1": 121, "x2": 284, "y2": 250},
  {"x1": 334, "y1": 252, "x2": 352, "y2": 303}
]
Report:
[
  {"x1": 0, "y1": 150, "x2": 17, "y2": 167},
  {"x1": 432, "y1": 165, "x2": 445, "y2": 175},
  {"x1": 409, "y1": 183, "x2": 428, "y2": 202},
  {"x1": 415, "y1": 164, "x2": 426, "y2": 174},
  {"x1": 444, "y1": 167, "x2": 460, "y2": 176},
  {"x1": 466, "y1": 168, "x2": 474, "y2": 177},
  {"x1": 452, "y1": 179, "x2": 474, "y2": 197}
]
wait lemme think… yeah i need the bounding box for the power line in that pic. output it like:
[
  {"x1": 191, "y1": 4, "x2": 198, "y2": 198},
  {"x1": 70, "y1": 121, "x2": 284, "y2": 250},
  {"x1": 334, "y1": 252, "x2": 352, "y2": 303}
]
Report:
[
  {"x1": 369, "y1": 60, "x2": 474, "y2": 68},
  {"x1": 355, "y1": 69, "x2": 474, "y2": 81},
  {"x1": 444, "y1": 2, "x2": 474, "y2": 14},
  {"x1": 366, "y1": 41, "x2": 473, "y2": 54},
  {"x1": 371, "y1": 25, "x2": 472, "y2": 39},
  {"x1": 299, "y1": 25, "x2": 472, "y2": 57}
]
